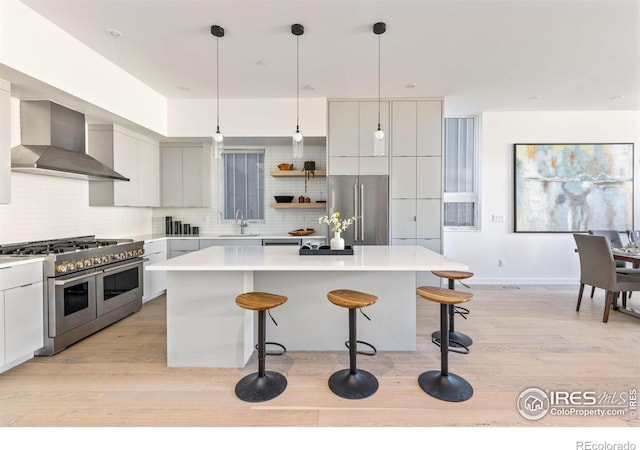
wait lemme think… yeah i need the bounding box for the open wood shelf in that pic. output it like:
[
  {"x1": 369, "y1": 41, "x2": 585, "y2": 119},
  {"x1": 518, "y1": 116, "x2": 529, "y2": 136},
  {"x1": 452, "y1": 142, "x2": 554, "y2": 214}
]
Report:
[
  {"x1": 269, "y1": 170, "x2": 326, "y2": 177},
  {"x1": 270, "y1": 202, "x2": 327, "y2": 209}
]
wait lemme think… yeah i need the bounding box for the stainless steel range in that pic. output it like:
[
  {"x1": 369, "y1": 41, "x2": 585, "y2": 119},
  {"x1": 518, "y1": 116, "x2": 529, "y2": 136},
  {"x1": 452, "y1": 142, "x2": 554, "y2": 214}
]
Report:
[{"x1": 0, "y1": 236, "x2": 145, "y2": 355}]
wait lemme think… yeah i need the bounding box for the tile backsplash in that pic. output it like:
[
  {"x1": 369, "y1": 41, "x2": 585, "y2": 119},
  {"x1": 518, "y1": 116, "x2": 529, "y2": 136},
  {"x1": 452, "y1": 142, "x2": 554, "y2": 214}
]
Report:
[{"x1": 0, "y1": 172, "x2": 152, "y2": 244}]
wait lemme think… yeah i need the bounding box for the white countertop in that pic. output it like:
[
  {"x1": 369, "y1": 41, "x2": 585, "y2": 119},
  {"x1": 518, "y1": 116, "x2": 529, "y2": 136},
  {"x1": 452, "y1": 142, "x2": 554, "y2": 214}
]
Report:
[
  {"x1": 146, "y1": 245, "x2": 468, "y2": 272},
  {"x1": 0, "y1": 256, "x2": 44, "y2": 269},
  {"x1": 135, "y1": 233, "x2": 326, "y2": 242}
]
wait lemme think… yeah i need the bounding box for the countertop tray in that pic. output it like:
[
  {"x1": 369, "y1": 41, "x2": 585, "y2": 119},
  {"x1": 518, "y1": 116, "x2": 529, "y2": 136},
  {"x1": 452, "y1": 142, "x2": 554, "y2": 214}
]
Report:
[{"x1": 299, "y1": 246, "x2": 353, "y2": 256}]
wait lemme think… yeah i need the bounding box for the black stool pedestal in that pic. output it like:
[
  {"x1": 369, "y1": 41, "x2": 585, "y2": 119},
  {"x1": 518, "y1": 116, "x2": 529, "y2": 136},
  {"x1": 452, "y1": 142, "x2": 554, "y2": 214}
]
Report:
[
  {"x1": 431, "y1": 277, "x2": 473, "y2": 348},
  {"x1": 235, "y1": 371, "x2": 287, "y2": 403},
  {"x1": 235, "y1": 307, "x2": 287, "y2": 403},
  {"x1": 328, "y1": 305, "x2": 378, "y2": 399}
]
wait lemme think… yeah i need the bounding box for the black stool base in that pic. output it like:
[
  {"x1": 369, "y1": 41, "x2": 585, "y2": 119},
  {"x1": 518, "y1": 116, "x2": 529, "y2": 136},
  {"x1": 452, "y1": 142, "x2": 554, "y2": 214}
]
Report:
[
  {"x1": 235, "y1": 371, "x2": 287, "y2": 403},
  {"x1": 328, "y1": 369, "x2": 379, "y2": 399},
  {"x1": 432, "y1": 330, "x2": 473, "y2": 348},
  {"x1": 418, "y1": 370, "x2": 473, "y2": 402}
]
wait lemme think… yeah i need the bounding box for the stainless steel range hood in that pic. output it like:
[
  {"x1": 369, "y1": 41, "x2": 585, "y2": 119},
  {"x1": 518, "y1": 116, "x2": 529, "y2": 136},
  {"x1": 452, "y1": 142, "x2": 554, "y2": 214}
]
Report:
[{"x1": 11, "y1": 101, "x2": 129, "y2": 181}]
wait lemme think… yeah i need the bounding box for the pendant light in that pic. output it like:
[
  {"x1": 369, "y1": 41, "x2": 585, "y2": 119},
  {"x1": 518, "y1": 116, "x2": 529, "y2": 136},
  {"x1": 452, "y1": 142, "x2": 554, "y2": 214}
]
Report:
[
  {"x1": 211, "y1": 25, "x2": 225, "y2": 158},
  {"x1": 373, "y1": 22, "x2": 386, "y2": 156},
  {"x1": 292, "y1": 23, "x2": 304, "y2": 159}
]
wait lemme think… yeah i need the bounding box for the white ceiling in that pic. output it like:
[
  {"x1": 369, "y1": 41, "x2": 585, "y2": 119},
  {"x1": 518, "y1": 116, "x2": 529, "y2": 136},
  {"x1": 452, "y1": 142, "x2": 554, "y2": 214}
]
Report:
[{"x1": 12, "y1": 0, "x2": 640, "y2": 117}]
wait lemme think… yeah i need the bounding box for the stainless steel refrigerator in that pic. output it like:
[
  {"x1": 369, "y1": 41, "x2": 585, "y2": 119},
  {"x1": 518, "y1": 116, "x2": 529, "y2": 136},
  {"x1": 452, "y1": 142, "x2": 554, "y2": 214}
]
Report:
[{"x1": 328, "y1": 175, "x2": 389, "y2": 246}]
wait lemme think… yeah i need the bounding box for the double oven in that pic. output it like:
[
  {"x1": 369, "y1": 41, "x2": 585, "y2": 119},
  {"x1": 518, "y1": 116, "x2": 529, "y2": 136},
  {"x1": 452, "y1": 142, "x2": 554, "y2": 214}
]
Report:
[{"x1": 0, "y1": 236, "x2": 145, "y2": 355}]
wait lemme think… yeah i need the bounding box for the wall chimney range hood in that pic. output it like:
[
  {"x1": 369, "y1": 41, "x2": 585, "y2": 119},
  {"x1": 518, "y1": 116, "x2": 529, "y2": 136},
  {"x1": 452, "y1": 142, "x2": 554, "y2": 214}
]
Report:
[{"x1": 11, "y1": 101, "x2": 129, "y2": 181}]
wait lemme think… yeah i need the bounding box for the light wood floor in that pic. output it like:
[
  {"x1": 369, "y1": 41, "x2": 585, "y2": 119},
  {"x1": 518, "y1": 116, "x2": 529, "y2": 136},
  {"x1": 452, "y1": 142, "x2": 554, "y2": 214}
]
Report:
[{"x1": 0, "y1": 285, "x2": 638, "y2": 428}]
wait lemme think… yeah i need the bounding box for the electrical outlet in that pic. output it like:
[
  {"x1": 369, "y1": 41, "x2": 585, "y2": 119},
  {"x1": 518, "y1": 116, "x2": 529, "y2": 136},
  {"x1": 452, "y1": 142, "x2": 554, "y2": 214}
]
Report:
[{"x1": 498, "y1": 259, "x2": 505, "y2": 267}]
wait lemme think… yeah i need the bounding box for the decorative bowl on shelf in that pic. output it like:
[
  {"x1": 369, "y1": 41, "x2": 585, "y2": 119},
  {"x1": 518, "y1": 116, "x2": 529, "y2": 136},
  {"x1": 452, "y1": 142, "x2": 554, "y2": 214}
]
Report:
[
  {"x1": 277, "y1": 163, "x2": 294, "y2": 170},
  {"x1": 289, "y1": 228, "x2": 315, "y2": 236},
  {"x1": 274, "y1": 195, "x2": 294, "y2": 203}
]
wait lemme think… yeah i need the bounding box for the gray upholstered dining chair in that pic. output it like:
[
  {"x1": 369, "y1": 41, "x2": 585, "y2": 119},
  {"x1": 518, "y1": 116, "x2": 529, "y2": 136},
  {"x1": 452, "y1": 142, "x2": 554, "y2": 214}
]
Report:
[
  {"x1": 587, "y1": 230, "x2": 633, "y2": 298},
  {"x1": 573, "y1": 233, "x2": 640, "y2": 322}
]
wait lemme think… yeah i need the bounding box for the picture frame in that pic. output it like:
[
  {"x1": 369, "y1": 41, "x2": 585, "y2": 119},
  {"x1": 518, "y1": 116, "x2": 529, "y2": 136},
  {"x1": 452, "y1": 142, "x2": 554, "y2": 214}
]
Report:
[{"x1": 513, "y1": 143, "x2": 634, "y2": 233}]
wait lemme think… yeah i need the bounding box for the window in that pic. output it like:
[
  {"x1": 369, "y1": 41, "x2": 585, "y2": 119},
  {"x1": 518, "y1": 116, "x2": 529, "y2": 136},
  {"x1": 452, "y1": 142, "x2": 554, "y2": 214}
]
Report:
[
  {"x1": 222, "y1": 150, "x2": 265, "y2": 220},
  {"x1": 443, "y1": 117, "x2": 479, "y2": 229}
]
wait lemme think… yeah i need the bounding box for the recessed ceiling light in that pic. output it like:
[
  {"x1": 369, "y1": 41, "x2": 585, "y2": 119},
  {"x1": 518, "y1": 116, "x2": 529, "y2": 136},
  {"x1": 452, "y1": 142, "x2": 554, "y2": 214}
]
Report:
[
  {"x1": 405, "y1": 83, "x2": 417, "y2": 89},
  {"x1": 303, "y1": 85, "x2": 315, "y2": 91},
  {"x1": 105, "y1": 28, "x2": 123, "y2": 38}
]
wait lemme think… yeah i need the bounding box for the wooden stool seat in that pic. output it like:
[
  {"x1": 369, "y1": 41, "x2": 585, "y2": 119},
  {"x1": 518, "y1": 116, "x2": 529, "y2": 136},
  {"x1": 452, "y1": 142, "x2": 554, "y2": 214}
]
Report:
[
  {"x1": 416, "y1": 285, "x2": 474, "y2": 402},
  {"x1": 417, "y1": 286, "x2": 473, "y2": 305},
  {"x1": 234, "y1": 291, "x2": 287, "y2": 403},
  {"x1": 236, "y1": 292, "x2": 288, "y2": 311},
  {"x1": 327, "y1": 289, "x2": 379, "y2": 400},
  {"x1": 431, "y1": 270, "x2": 474, "y2": 281},
  {"x1": 327, "y1": 289, "x2": 378, "y2": 309}
]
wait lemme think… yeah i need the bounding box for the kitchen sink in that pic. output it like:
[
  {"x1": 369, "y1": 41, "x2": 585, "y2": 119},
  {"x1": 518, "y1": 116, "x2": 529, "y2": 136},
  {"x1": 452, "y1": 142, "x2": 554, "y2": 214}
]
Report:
[{"x1": 217, "y1": 233, "x2": 260, "y2": 238}]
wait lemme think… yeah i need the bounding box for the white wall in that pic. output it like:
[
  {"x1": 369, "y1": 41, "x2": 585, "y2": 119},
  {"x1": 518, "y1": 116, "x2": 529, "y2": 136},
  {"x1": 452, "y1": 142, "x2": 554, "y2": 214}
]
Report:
[
  {"x1": 444, "y1": 110, "x2": 640, "y2": 285},
  {"x1": 167, "y1": 98, "x2": 327, "y2": 137},
  {"x1": 0, "y1": 0, "x2": 167, "y2": 134}
]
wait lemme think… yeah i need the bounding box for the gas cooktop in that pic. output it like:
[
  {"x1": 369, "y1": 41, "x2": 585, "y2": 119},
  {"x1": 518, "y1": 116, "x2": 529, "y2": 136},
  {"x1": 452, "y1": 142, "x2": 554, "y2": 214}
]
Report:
[{"x1": 0, "y1": 237, "x2": 123, "y2": 255}]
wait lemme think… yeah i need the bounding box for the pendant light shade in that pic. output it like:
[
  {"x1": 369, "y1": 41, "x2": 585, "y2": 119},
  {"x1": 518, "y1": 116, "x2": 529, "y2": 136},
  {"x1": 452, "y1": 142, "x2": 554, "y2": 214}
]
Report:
[
  {"x1": 292, "y1": 23, "x2": 304, "y2": 159},
  {"x1": 211, "y1": 25, "x2": 225, "y2": 159},
  {"x1": 373, "y1": 22, "x2": 386, "y2": 156}
]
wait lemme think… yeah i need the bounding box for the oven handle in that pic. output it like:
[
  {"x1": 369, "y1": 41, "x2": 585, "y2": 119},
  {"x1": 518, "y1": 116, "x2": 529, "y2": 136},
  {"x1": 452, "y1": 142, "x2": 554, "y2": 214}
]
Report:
[
  {"x1": 100, "y1": 258, "x2": 145, "y2": 274},
  {"x1": 54, "y1": 271, "x2": 100, "y2": 286}
]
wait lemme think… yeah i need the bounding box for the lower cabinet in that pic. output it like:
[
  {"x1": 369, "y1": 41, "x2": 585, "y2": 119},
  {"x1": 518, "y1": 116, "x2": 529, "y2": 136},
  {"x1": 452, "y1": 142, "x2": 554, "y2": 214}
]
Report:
[
  {"x1": 0, "y1": 261, "x2": 44, "y2": 373},
  {"x1": 200, "y1": 239, "x2": 262, "y2": 248},
  {"x1": 143, "y1": 240, "x2": 167, "y2": 302}
]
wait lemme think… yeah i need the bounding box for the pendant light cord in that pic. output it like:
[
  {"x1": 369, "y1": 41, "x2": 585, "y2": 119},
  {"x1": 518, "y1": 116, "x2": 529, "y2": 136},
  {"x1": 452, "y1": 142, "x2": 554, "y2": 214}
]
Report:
[
  {"x1": 377, "y1": 31, "x2": 381, "y2": 129},
  {"x1": 216, "y1": 36, "x2": 220, "y2": 131},
  {"x1": 296, "y1": 34, "x2": 300, "y2": 131}
]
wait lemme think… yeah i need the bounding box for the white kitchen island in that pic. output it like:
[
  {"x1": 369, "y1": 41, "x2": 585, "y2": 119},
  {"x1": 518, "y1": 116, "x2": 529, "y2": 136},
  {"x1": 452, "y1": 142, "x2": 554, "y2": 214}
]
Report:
[{"x1": 146, "y1": 245, "x2": 468, "y2": 368}]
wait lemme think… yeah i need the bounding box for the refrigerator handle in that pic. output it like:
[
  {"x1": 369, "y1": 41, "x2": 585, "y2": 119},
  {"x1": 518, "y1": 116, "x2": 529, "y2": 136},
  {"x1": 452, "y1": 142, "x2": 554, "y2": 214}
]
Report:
[
  {"x1": 360, "y1": 183, "x2": 365, "y2": 242},
  {"x1": 353, "y1": 183, "x2": 359, "y2": 241}
]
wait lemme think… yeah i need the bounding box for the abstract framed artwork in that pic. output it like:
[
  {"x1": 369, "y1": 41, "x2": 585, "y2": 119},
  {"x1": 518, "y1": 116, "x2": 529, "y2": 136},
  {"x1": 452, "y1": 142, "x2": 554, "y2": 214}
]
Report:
[{"x1": 514, "y1": 143, "x2": 634, "y2": 233}]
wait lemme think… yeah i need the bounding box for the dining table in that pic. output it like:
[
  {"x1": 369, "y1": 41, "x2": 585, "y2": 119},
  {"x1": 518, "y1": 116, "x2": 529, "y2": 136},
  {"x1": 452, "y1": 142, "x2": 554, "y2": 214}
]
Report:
[{"x1": 611, "y1": 248, "x2": 640, "y2": 320}]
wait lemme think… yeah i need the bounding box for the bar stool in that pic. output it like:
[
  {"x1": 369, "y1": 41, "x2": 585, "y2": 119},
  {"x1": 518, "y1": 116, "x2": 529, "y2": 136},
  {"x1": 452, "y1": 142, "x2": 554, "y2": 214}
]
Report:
[
  {"x1": 327, "y1": 289, "x2": 378, "y2": 399},
  {"x1": 431, "y1": 270, "x2": 474, "y2": 350},
  {"x1": 234, "y1": 291, "x2": 288, "y2": 403},
  {"x1": 416, "y1": 285, "x2": 474, "y2": 402}
]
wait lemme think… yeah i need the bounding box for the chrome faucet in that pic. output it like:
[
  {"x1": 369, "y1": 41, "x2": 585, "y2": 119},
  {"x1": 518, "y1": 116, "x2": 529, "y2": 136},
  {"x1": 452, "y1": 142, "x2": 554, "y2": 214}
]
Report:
[{"x1": 235, "y1": 209, "x2": 248, "y2": 235}]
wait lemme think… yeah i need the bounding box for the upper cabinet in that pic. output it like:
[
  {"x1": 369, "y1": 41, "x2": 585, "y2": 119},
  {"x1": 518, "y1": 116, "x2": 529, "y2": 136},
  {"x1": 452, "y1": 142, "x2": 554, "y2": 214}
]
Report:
[
  {"x1": 88, "y1": 124, "x2": 160, "y2": 207},
  {"x1": 328, "y1": 100, "x2": 390, "y2": 175},
  {"x1": 0, "y1": 80, "x2": 10, "y2": 204},
  {"x1": 160, "y1": 143, "x2": 211, "y2": 207},
  {"x1": 391, "y1": 100, "x2": 442, "y2": 156}
]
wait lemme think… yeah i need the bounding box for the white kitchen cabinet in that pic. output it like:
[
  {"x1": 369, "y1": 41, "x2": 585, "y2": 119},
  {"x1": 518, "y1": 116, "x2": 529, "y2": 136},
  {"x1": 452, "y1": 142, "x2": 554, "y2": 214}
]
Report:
[
  {"x1": 168, "y1": 238, "x2": 199, "y2": 259},
  {"x1": 0, "y1": 260, "x2": 44, "y2": 373},
  {"x1": 137, "y1": 140, "x2": 161, "y2": 207},
  {"x1": 160, "y1": 144, "x2": 212, "y2": 207},
  {"x1": 0, "y1": 79, "x2": 10, "y2": 204},
  {"x1": 88, "y1": 124, "x2": 160, "y2": 207},
  {"x1": 328, "y1": 100, "x2": 389, "y2": 176},
  {"x1": 200, "y1": 239, "x2": 262, "y2": 248},
  {"x1": 389, "y1": 99, "x2": 443, "y2": 251},
  {"x1": 391, "y1": 100, "x2": 442, "y2": 157},
  {"x1": 416, "y1": 157, "x2": 442, "y2": 198},
  {"x1": 4, "y1": 281, "x2": 43, "y2": 363},
  {"x1": 143, "y1": 239, "x2": 167, "y2": 302},
  {"x1": 391, "y1": 157, "x2": 417, "y2": 199}
]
